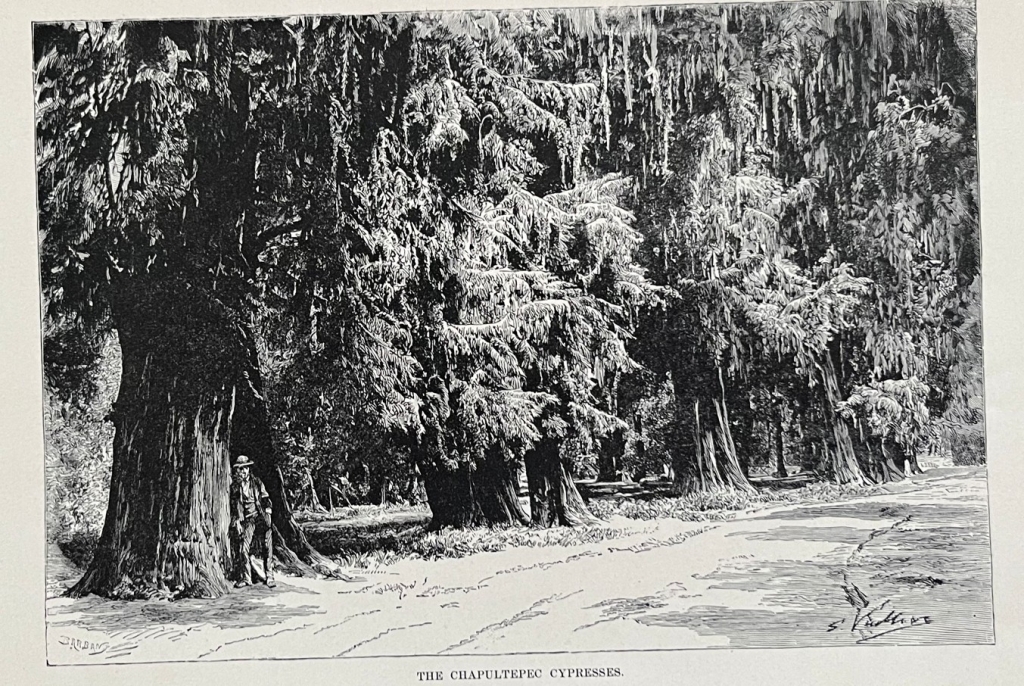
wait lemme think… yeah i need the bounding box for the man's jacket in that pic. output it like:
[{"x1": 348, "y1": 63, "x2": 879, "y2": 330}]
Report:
[{"x1": 230, "y1": 473, "x2": 272, "y2": 523}]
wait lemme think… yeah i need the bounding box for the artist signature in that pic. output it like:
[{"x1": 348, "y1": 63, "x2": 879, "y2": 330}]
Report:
[
  {"x1": 827, "y1": 600, "x2": 932, "y2": 643},
  {"x1": 58, "y1": 635, "x2": 109, "y2": 655}
]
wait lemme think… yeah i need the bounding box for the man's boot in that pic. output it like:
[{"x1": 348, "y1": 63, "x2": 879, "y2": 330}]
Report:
[
  {"x1": 264, "y1": 559, "x2": 276, "y2": 588},
  {"x1": 235, "y1": 560, "x2": 251, "y2": 587}
]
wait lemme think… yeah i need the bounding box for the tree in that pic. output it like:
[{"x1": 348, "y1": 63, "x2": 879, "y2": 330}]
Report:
[
  {"x1": 35, "y1": 19, "x2": 378, "y2": 598},
  {"x1": 839, "y1": 378, "x2": 931, "y2": 480},
  {"x1": 746, "y1": 2, "x2": 980, "y2": 480},
  {"x1": 584, "y1": 1, "x2": 978, "y2": 486},
  {"x1": 240, "y1": 11, "x2": 648, "y2": 529}
]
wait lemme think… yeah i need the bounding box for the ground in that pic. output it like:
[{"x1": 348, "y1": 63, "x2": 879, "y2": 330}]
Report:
[{"x1": 45, "y1": 466, "x2": 992, "y2": 664}]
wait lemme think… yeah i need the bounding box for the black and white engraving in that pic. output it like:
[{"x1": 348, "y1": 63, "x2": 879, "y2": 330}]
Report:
[{"x1": 37, "y1": 1, "x2": 989, "y2": 665}]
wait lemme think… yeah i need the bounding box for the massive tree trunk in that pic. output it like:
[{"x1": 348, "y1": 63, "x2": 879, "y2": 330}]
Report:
[
  {"x1": 419, "y1": 451, "x2": 529, "y2": 530},
  {"x1": 69, "y1": 281, "x2": 241, "y2": 599},
  {"x1": 475, "y1": 449, "x2": 530, "y2": 526},
  {"x1": 865, "y1": 438, "x2": 907, "y2": 483},
  {"x1": 818, "y1": 354, "x2": 870, "y2": 486},
  {"x1": 905, "y1": 449, "x2": 925, "y2": 475},
  {"x1": 525, "y1": 435, "x2": 601, "y2": 527},
  {"x1": 824, "y1": 410, "x2": 867, "y2": 485},
  {"x1": 672, "y1": 399, "x2": 725, "y2": 494},
  {"x1": 69, "y1": 279, "x2": 344, "y2": 599},
  {"x1": 712, "y1": 378, "x2": 755, "y2": 492},
  {"x1": 670, "y1": 370, "x2": 756, "y2": 494},
  {"x1": 421, "y1": 461, "x2": 483, "y2": 529}
]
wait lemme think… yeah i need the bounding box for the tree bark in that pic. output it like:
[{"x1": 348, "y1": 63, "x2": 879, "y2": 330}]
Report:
[
  {"x1": 475, "y1": 449, "x2": 530, "y2": 526},
  {"x1": 421, "y1": 461, "x2": 483, "y2": 529},
  {"x1": 906, "y1": 450, "x2": 925, "y2": 475},
  {"x1": 773, "y1": 408, "x2": 788, "y2": 479},
  {"x1": 711, "y1": 377, "x2": 756, "y2": 493},
  {"x1": 69, "y1": 281, "x2": 240, "y2": 599},
  {"x1": 818, "y1": 354, "x2": 869, "y2": 486},
  {"x1": 875, "y1": 440, "x2": 907, "y2": 483},
  {"x1": 419, "y1": 451, "x2": 528, "y2": 529},
  {"x1": 669, "y1": 399, "x2": 718, "y2": 494},
  {"x1": 671, "y1": 370, "x2": 756, "y2": 494},
  {"x1": 525, "y1": 435, "x2": 601, "y2": 527}
]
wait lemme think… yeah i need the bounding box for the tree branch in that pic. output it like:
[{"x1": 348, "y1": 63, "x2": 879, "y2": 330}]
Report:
[
  {"x1": 254, "y1": 217, "x2": 308, "y2": 254},
  {"x1": 242, "y1": 216, "x2": 309, "y2": 273}
]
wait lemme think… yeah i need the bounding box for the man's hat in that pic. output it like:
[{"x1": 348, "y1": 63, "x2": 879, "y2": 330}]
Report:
[{"x1": 233, "y1": 455, "x2": 254, "y2": 469}]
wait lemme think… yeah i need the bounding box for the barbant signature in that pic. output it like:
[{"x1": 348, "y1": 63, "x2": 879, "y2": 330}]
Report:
[{"x1": 58, "y1": 635, "x2": 109, "y2": 655}]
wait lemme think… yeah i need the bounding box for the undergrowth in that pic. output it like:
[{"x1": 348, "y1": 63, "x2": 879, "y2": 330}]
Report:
[{"x1": 587, "y1": 480, "x2": 876, "y2": 522}]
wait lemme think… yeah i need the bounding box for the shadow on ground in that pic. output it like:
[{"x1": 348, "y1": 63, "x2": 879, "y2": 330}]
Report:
[{"x1": 47, "y1": 584, "x2": 323, "y2": 636}]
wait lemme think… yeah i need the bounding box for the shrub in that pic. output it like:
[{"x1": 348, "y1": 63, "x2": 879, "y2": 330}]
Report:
[{"x1": 44, "y1": 335, "x2": 119, "y2": 557}]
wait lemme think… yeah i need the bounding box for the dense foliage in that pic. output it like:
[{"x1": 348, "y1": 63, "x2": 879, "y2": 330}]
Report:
[{"x1": 36, "y1": 1, "x2": 982, "y2": 594}]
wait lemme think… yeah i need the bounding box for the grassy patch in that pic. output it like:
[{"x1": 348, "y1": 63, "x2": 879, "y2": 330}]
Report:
[
  {"x1": 320, "y1": 520, "x2": 644, "y2": 570},
  {"x1": 587, "y1": 481, "x2": 875, "y2": 522},
  {"x1": 294, "y1": 502, "x2": 422, "y2": 524}
]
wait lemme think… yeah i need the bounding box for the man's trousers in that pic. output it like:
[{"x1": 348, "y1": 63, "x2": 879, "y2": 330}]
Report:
[{"x1": 235, "y1": 515, "x2": 273, "y2": 583}]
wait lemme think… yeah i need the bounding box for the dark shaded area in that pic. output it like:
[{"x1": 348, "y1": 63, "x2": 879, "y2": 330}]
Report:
[
  {"x1": 302, "y1": 511, "x2": 431, "y2": 558},
  {"x1": 577, "y1": 480, "x2": 680, "y2": 501},
  {"x1": 578, "y1": 471, "x2": 817, "y2": 502},
  {"x1": 725, "y1": 525, "x2": 870, "y2": 545},
  {"x1": 58, "y1": 532, "x2": 99, "y2": 570}
]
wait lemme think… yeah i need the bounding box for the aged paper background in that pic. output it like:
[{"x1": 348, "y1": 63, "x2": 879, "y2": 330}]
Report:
[{"x1": 1, "y1": 0, "x2": 1021, "y2": 683}]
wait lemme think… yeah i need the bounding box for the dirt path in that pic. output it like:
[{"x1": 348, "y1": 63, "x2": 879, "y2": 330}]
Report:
[{"x1": 46, "y1": 467, "x2": 992, "y2": 664}]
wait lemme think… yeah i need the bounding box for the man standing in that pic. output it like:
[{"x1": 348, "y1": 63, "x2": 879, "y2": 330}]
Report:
[{"x1": 230, "y1": 455, "x2": 276, "y2": 588}]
